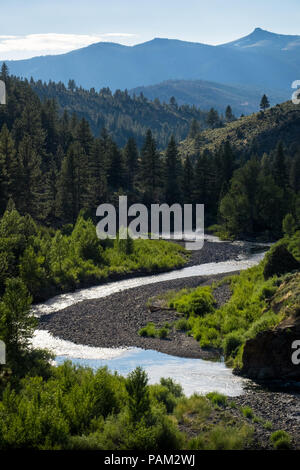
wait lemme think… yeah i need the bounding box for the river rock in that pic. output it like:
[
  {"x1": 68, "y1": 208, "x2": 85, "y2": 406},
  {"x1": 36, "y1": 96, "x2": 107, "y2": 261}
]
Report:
[{"x1": 240, "y1": 315, "x2": 300, "y2": 382}]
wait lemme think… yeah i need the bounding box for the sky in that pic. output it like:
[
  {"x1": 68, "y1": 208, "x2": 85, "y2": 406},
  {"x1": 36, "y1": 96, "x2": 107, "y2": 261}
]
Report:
[{"x1": 0, "y1": 0, "x2": 299, "y2": 60}]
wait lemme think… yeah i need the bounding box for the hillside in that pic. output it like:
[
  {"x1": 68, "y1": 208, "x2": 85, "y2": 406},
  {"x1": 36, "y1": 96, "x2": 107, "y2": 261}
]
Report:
[
  {"x1": 130, "y1": 80, "x2": 287, "y2": 116},
  {"x1": 1, "y1": 28, "x2": 300, "y2": 93},
  {"x1": 30, "y1": 79, "x2": 208, "y2": 148},
  {"x1": 179, "y1": 100, "x2": 300, "y2": 158}
]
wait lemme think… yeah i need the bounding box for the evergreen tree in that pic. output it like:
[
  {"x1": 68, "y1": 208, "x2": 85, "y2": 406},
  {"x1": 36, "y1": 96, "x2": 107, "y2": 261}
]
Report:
[
  {"x1": 273, "y1": 142, "x2": 287, "y2": 188},
  {"x1": 107, "y1": 140, "x2": 125, "y2": 190},
  {"x1": 182, "y1": 155, "x2": 194, "y2": 203},
  {"x1": 56, "y1": 143, "x2": 79, "y2": 223},
  {"x1": 17, "y1": 135, "x2": 42, "y2": 218},
  {"x1": 225, "y1": 105, "x2": 234, "y2": 122},
  {"x1": 88, "y1": 138, "x2": 108, "y2": 211},
  {"x1": 188, "y1": 119, "x2": 201, "y2": 139},
  {"x1": 260, "y1": 94, "x2": 270, "y2": 111},
  {"x1": 206, "y1": 108, "x2": 220, "y2": 128},
  {"x1": 0, "y1": 278, "x2": 36, "y2": 371},
  {"x1": 124, "y1": 137, "x2": 139, "y2": 191},
  {"x1": 290, "y1": 152, "x2": 300, "y2": 193},
  {"x1": 0, "y1": 62, "x2": 9, "y2": 82},
  {"x1": 164, "y1": 136, "x2": 182, "y2": 204},
  {"x1": 140, "y1": 130, "x2": 161, "y2": 204}
]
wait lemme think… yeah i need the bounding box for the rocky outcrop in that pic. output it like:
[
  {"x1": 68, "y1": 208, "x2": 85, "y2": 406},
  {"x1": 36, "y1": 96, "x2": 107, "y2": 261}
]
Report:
[
  {"x1": 239, "y1": 316, "x2": 300, "y2": 381},
  {"x1": 239, "y1": 272, "x2": 300, "y2": 382}
]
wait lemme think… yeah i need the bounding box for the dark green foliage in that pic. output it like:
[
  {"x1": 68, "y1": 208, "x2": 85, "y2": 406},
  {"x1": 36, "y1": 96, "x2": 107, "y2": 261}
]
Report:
[
  {"x1": 263, "y1": 243, "x2": 300, "y2": 279},
  {"x1": 223, "y1": 332, "x2": 244, "y2": 359},
  {"x1": 206, "y1": 392, "x2": 227, "y2": 407},
  {"x1": 164, "y1": 136, "x2": 182, "y2": 204},
  {"x1": 31, "y1": 79, "x2": 210, "y2": 149},
  {"x1": 260, "y1": 94, "x2": 270, "y2": 111},
  {"x1": 0, "y1": 278, "x2": 35, "y2": 371},
  {"x1": 270, "y1": 430, "x2": 292, "y2": 450},
  {"x1": 125, "y1": 367, "x2": 150, "y2": 423}
]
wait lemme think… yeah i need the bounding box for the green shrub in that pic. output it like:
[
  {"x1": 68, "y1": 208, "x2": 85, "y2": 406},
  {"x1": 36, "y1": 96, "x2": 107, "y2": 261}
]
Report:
[
  {"x1": 270, "y1": 430, "x2": 292, "y2": 449},
  {"x1": 175, "y1": 318, "x2": 190, "y2": 331},
  {"x1": 241, "y1": 406, "x2": 254, "y2": 420},
  {"x1": 188, "y1": 424, "x2": 253, "y2": 450},
  {"x1": 158, "y1": 327, "x2": 168, "y2": 339},
  {"x1": 169, "y1": 286, "x2": 214, "y2": 317},
  {"x1": 223, "y1": 332, "x2": 244, "y2": 359},
  {"x1": 206, "y1": 392, "x2": 227, "y2": 407},
  {"x1": 138, "y1": 323, "x2": 156, "y2": 338},
  {"x1": 263, "y1": 242, "x2": 300, "y2": 279}
]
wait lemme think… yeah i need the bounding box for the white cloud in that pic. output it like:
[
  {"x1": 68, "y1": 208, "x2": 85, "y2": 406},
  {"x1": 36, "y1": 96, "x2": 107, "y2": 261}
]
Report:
[{"x1": 0, "y1": 33, "x2": 138, "y2": 60}]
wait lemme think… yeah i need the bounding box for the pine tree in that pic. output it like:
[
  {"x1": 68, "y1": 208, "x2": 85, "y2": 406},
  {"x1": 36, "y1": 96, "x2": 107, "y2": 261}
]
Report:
[
  {"x1": 273, "y1": 142, "x2": 287, "y2": 188},
  {"x1": 183, "y1": 156, "x2": 194, "y2": 204},
  {"x1": 0, "y1": 62, "x2": 9, "y2": 82},
  {"x1": 124, "y1": 137, "x2": 139, "y2": 191},
  {"x1": 225, "y1": 105, "x2": 234, "y2": 122},
  {"x1": 290, "y1": 152, "x2": 300, "y2": 193},
  {"x1": 107, "y1": 140, "x2": 125, "y2": 190},
  {"x1": 17, "y1": 135, "x2": 42, "y2": 218},
  {"x1": 140, "y1": 130, "x2": 161, "y2": 204},
  {"x1": 260, "y1": 94, "x2": 270, "y2": 111},
  {"x1": 56, "y1": 143, "x2": 79, "y2": 223},
  {"x1": 188, "y1": 119, "x2": 201, "y2": 139},
  {"x1": 164, "y1": 136, "x2": 182, "y2": 205},
  {"x1": 87, "y1": 138, "x2": 108, "y2": 212},
  {"x1": 206, "y1": 108, "x2": 220, "y2": 128}
]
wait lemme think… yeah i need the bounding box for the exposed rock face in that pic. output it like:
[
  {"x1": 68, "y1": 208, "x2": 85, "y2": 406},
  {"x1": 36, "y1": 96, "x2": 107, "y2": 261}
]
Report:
[
  {"x1": 239, "y1": 272, "x2": 300, "y2": 382},
  {"x1": 239, "y1": 316, "x2": 300, "y2": 381}
]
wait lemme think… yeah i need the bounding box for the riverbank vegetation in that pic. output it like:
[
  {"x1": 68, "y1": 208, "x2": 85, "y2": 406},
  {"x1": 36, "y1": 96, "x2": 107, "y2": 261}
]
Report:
[
  {"x1": 0, "y1": 206, "x2": 186, "y2": 302},
  {"x1": 153, "y1": 232, "x2": 300, "y2": 367},
  {"x1": 0, "y1": 359, "x2": 272, "y2": 450}
]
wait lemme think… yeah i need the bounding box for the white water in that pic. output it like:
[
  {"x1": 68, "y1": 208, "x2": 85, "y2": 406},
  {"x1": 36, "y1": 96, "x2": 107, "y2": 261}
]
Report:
[{"x1": 31, "y1": 242, "x2": 266, "y2": 396}]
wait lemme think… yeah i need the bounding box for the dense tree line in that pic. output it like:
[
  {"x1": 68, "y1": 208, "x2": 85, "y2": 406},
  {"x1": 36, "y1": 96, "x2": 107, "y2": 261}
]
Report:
[
  {"x1": 30, "y1": 77, "x2": 213, "y2": 148},
  {"x1": 0, "y1": 66, "x2": 299, "y2": 239}
]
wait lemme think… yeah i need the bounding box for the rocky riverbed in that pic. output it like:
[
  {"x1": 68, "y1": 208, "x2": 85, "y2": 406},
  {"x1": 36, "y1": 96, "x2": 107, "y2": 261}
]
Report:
[
  {"x1": 38, "y1": 239, "x2": 250, "y2": 358},
  {"x1": 38, "y1": 271, "x2": 233, "y2": 360}
]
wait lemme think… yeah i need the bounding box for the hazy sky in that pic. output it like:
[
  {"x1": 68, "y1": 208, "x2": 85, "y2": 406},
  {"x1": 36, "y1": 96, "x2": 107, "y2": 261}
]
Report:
[{"x1": 0, "y1": 0, "x2": 299, "y2": 59}]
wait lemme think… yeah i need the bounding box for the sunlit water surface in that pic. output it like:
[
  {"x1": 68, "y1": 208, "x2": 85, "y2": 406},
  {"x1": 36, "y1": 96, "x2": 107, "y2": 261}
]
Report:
[{"x1": 31, "y1": 240, "x2": 265, "y2": 396}]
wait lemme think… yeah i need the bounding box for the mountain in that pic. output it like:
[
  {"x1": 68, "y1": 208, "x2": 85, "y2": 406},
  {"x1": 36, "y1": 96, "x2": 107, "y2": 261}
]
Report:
[
  {"x1": 130, "y1": 79, "x2": 288, "y2": 116},
  {"x1": 1, "y1": 28, "x2": 300, "y2": 94}
]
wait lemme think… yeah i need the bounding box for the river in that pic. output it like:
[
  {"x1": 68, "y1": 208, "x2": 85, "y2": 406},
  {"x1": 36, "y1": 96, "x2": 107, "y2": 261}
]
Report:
[{"x1": 31, "y1": 239, "x2": 266, "y2": 397}]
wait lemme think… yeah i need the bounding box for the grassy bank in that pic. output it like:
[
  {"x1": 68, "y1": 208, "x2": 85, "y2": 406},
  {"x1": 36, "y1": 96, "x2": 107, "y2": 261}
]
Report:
[
  {"x1": 150, "y1": 232, "x2": 300, "y2": 367},
  {"x1": 0, "y1": 207, "x2": 187, "y2": 302}
]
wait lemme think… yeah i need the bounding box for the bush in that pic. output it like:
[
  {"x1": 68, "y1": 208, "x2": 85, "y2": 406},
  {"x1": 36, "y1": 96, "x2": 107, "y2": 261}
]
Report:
[
  {"x1": 223, "y1": 332, "x2": 244, "y2": 359},
  {"x1": 188, "y1": 424, "x2": 253, "y2": 450},
  {"x1": 138, "y1": 323, "x2": 156, "y2": 338},
  {"x1": 241, "y1": 406, "x2": 254, "y2": 420},
  {"x1": 263, "y1": 242, "x2": 300, "y2": 279},
  {"x1": 169, "y1": 286, "x2": 214, "y2": 316},
  {"x1": 270, "y1": 430, "x2": 292, "y2": 450},
  {"x1": 158, "y1": 327, "x2": 168, "y2": 339},
  {"x1": 175, "y1": 318, "x2": 190, "y2": 331},
  {"x1": 206, "y1": 392, "x2": 227, "y2": 407}
]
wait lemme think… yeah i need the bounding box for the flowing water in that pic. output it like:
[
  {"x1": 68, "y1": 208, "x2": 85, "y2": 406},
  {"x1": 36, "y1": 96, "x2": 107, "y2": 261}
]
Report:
[{"x1": 31, "y1": 241, "x2": 266, "y2": 396}]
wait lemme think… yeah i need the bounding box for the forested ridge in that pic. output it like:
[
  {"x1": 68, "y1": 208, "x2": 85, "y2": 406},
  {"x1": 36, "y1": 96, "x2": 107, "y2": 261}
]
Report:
[
  {"x1": 30, "y1": 77, "x2": 210, "y2": 148},
  {"x1": 0, "y1": 65, "x2": 299, "y2": 240}
]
